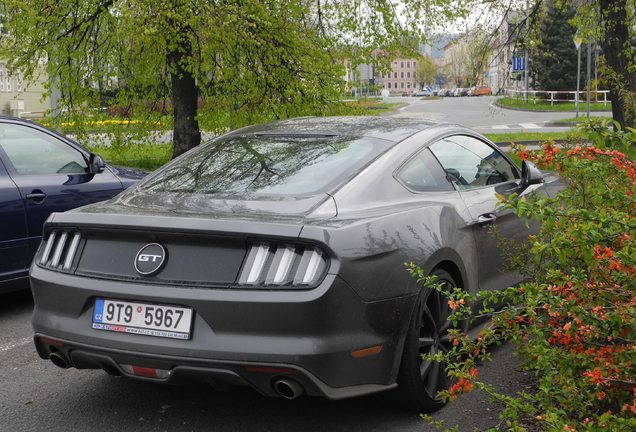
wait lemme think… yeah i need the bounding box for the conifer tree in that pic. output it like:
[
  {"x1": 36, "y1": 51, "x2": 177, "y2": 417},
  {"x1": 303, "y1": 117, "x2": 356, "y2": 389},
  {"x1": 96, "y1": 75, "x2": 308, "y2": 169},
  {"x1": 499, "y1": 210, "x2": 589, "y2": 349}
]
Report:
[{"x1": 533, "y1": 3, "x2": 579, "y2": 91}]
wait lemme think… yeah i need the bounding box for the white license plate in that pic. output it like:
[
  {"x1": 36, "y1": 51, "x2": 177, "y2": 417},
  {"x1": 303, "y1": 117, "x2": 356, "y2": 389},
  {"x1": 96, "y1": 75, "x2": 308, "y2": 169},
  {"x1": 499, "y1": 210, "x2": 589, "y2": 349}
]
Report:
[{"x1": 92, "y1": 298, "x2": 193, "y2": 340}]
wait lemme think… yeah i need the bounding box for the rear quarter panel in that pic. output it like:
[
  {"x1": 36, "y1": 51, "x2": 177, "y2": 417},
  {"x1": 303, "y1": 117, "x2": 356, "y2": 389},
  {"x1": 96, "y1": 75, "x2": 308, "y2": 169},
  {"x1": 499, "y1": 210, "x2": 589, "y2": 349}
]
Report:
[{"x1": 301, "y1": 200, "x2": 477, "y2": 302}]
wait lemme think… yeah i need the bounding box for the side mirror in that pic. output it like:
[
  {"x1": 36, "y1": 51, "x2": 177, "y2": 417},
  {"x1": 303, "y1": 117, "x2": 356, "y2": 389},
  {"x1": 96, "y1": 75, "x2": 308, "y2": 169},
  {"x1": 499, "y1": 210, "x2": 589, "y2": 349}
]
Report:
[
  {"x1": 520, "y1": 160, "x2": 544, "y2": 186},
  {"x1": 88, "y1": 153, "x2": 106, "y2": 174}
]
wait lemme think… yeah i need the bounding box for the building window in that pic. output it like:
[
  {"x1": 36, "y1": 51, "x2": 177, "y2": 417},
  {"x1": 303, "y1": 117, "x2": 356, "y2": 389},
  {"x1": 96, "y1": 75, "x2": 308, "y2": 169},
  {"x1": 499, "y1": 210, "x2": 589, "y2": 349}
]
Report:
[
  {"x1": 407, "y1": 82, "x2": 412, "y2": 88},
  {"x1": 413, "y1": 61, "x2": 417, "y2": 68},
  {"x1": 407, "y1": 62, "x2": 410, "y2": 68},
  {"x1": 401, "y1": 72, "x2": 404, "y2": 78},
  {"x1": 394, "y1": 72, "x2": 397, "y2": 78},
  {"x1": 407, "y1": 72, "x2": 411, "y2": 78},
  {"x1": 401, "y1": 82, "x2": 404, "y2": 89},
  {"x1": 387, "y1": 82, "x2": 391, "y2": 89},
  {"x1": 401, "y1": 62, "x2": 404, "y2": 68}
]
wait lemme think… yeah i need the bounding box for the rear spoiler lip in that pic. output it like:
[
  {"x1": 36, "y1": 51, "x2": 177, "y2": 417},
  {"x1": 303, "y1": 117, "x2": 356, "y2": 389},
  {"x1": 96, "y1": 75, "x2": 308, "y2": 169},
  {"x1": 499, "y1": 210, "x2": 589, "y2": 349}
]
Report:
[{"x1": 45, "y1": 212, "x2": 304, "y2": 240}]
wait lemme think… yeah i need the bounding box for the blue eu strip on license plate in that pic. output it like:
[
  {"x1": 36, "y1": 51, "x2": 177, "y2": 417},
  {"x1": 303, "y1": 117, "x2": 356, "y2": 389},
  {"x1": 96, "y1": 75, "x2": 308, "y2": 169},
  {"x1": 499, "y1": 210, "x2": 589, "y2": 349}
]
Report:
[{"x1": 93, "y1": 298, "x2": 105, "y2": 323}]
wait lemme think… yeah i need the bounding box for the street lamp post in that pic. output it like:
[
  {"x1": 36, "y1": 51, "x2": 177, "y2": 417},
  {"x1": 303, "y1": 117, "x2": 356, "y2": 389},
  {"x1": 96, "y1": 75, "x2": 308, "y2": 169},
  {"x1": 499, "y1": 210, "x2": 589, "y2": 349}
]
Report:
[
  {"x1": 586, "y1": 41, "x2": 592, "y2": 118},
  {"x1": 574, "y1": 35, "x2": 582, "y2": 118},
  {"x1": 524, "y1": 0, "x2": 529, "y2": 102}
]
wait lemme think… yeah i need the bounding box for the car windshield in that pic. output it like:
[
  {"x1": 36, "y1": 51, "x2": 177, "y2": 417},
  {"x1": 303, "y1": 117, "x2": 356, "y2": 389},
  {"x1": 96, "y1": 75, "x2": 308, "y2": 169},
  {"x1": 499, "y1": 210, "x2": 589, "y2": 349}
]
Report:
[{"x1": 140, "y1": 135, "x2": 392, "y2": 196}]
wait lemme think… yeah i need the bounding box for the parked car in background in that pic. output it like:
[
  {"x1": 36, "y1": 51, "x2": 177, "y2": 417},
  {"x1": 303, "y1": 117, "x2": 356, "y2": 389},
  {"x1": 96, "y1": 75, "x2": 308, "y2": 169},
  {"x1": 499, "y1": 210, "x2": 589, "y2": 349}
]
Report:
[
  {"x1": 0, "y1": 117, "x2": 146, "y2": 293},
  {"x1": 413, "y1": 90, "x2": 431, "y2": 97},
  {"x1": 30, "y1": 116, "x2": 554, "y2": 412},
  {"x1": 467, "y1": 87, "x2": 476, "y2": 96},
  {"x1": 475, "y1": 86, "x2": 493, "y2": 96}
]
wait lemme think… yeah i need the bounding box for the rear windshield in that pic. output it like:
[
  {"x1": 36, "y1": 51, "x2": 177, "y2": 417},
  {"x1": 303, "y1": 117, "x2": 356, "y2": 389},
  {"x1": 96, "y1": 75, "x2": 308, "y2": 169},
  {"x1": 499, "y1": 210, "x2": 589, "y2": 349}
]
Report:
[{"x1": 140, "y1": 135, "x2": 393, "y2": 196}]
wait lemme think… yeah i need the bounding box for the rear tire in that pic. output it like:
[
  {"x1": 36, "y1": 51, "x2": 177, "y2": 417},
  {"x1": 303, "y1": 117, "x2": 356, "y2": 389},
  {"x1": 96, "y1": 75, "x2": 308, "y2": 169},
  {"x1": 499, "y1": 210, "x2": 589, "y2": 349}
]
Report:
[{"x1": 395, "y1": 268, "x2": 458, "y2": 412}]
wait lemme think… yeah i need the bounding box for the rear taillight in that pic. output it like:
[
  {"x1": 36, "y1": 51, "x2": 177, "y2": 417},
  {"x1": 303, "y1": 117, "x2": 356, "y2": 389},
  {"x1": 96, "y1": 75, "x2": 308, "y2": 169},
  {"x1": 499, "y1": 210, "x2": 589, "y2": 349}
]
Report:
[
  {"x1": 238, "y1": 242, "x2": 328, "y2": 288},
  {"x1": 39, "y1": 230, "x2": 82, "y2": 271}
]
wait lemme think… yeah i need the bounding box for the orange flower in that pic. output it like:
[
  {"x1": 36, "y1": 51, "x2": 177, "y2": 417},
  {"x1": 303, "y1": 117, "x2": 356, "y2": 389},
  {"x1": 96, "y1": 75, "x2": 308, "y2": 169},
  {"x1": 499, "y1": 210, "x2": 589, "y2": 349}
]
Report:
[
  {"x1": 583, "y1": 368, "x2": 605, "y2": 385},
  {"x1": 447, "y1": 298, "x2": 464, "y2": 310}
]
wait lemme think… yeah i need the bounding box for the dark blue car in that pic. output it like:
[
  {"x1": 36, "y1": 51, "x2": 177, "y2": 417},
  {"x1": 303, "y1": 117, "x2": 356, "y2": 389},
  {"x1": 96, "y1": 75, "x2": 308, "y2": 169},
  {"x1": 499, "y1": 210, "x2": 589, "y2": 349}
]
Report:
[{"x1": 0, "y1": 117, "x2": 146, "y2": 293}]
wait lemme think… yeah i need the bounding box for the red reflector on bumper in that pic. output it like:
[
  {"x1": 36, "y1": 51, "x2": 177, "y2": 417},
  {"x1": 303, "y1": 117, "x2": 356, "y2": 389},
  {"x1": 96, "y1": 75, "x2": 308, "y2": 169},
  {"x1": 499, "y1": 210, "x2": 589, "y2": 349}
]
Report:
[
  {"x1": 131, "y1": 366, "x2": 159, "y2": 378},
  {"x1": 121, "y1": 364, "x2": 171, "y2": 379},
  {"x1": 39, "y1": 337, "x2": 65, "y2": 349}
]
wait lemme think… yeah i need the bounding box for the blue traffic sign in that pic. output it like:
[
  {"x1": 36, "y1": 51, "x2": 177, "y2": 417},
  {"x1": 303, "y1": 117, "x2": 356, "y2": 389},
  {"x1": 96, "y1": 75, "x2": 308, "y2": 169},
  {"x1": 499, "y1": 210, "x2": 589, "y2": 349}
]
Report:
[{"x1": 512, "y1": 55, "x2": 525, "y2": 72}]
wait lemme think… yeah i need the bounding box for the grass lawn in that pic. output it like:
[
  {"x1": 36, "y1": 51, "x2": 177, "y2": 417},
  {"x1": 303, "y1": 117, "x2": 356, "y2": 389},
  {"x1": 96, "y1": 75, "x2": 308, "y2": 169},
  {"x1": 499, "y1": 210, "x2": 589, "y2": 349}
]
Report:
[
  {"x1": 497, "y1": 97, "x2": 612, "y2": 112},
  {"x1": 93, "y1": 143, "x2": 172, "y2": 171},
  {"x1": 550, "y1": 115, "x2": 609, "y2": 123},
  {"x1": 485, "y1": 130, "x2": 587, "y2": 143},
  {"x1": 343, "y1": 99, "x2": 404, "y2": 114}
]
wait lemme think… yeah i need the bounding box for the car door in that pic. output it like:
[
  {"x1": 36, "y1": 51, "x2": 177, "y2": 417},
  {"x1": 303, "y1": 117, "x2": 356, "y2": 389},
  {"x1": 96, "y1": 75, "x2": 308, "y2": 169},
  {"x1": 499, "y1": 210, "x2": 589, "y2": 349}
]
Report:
[
  {"x1": 429, "y1": 134, "x2": 531, "y2": 294},
  {"x1": 0, "y1": 121, "x2": 125, "y2": 267},
  {"x1": 0, "y1": 155, "x2": 28, "y2": 286}
]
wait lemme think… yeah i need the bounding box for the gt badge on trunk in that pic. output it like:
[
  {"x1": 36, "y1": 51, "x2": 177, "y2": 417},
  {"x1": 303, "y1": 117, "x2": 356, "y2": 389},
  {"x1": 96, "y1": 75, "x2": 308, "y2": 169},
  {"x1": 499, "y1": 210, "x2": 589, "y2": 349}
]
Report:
[{"x1": 134, "y1": 243, "x2": 167, "y2": 276}]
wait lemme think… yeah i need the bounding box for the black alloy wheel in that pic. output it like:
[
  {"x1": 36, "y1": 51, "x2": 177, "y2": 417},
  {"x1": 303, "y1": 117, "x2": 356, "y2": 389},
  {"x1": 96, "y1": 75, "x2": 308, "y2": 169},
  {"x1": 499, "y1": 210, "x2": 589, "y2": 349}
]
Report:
[{"x1": 396, "y1": 268, "x2": 458, "y2": 412}]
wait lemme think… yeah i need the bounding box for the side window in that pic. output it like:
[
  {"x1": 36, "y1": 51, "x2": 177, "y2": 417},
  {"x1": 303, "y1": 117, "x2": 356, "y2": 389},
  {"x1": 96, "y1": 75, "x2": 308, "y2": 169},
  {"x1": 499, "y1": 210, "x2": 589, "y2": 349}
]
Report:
[
  {"x1": 429, "y1": 135, "x2": 518, "y2": 190},
  {"x1": 0, "y1": 124, "x2": 88, "y2": 175},
  {"x1": 397, "y1": 148, "x2": 454, "y2": 192}
]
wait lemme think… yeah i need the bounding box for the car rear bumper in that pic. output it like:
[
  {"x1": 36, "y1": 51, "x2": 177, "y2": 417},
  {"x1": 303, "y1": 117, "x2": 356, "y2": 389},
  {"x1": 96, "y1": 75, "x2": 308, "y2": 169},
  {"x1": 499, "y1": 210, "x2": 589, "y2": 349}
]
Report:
[
  {"x1": 30, "y1": 265, "x2": 416, "y2": 398},
  {"x1": 33, "y1": 334, "x2": 398, "y2": 399}
]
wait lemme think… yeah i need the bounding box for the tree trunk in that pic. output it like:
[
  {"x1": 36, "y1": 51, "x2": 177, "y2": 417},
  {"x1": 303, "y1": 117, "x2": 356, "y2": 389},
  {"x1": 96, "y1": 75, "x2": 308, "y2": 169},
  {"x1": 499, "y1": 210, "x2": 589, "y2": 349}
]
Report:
[
  {"x1": 599, "y1": 0, "x2": 636, "y2": 129},
  {"x1": 169, "y1": 45, "x2": 201, "y2": 159}
]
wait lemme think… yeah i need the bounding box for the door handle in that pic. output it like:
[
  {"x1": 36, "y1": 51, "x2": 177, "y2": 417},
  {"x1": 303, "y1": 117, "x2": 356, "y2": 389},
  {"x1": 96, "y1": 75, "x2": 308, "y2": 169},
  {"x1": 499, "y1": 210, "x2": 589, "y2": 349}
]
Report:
[
  {"x1": 26, "y1": 190, "x2": 47, "y2": 203},
  {"x1": 477, "y1": 213, "x2": 497, "y2": 224}
]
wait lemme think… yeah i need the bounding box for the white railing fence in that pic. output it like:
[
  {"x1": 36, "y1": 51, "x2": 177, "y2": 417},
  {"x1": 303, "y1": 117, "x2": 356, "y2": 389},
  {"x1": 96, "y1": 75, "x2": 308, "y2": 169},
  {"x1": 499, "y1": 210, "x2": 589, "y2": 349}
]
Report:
[{"x1": 505, "y1": 89, "x2": 611, "y2": 107}]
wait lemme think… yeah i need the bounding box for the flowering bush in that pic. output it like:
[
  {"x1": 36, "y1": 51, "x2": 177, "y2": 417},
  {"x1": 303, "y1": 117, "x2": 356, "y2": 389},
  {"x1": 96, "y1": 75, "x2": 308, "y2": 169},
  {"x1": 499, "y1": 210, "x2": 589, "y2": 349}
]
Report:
[{"x1": 410, "y1": 123, "x2": 635, "y2": 431}]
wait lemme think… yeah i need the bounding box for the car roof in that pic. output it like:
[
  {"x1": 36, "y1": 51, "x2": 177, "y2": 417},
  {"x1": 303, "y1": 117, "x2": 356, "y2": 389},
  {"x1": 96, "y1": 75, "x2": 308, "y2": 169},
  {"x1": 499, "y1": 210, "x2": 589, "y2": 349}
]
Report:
[{"x1": 229, "y1": 116, "x2": 443, "y2": 143}]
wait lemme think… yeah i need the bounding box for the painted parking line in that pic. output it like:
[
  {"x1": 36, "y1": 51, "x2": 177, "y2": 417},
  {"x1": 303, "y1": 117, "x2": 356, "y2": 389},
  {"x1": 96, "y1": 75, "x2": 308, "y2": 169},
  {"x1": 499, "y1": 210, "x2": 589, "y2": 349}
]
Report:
[
  {"x1": 491, "y1": 125, "x2": 510, "y2": 129},
  {"x1": 0, "y1": 337, "x2": 31, "y2": 353},
  {"x1": 519, "y1": 123, "x2": 541, "y2": 129}
]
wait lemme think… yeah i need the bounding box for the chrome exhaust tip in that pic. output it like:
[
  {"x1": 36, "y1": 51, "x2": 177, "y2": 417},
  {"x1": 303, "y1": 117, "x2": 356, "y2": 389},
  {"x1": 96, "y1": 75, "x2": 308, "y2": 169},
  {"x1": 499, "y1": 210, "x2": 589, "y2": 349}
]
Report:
[
  {"x1": 273, "y1": 379, "x2": 304, "y2": 400},
  {"x1": 49, "y1": 352, "x2": 69, "y2": 369}
]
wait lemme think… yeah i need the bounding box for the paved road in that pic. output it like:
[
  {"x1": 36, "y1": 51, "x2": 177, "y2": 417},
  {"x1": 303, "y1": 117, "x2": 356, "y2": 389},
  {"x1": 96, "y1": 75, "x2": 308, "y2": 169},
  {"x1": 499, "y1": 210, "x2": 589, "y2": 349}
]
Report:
[
  {"x1": 0, "y1": 290, "x2": 532, "y2": 432},
  {"x1": 384, "y1": 95, "x2": 610, "y2": 134}
]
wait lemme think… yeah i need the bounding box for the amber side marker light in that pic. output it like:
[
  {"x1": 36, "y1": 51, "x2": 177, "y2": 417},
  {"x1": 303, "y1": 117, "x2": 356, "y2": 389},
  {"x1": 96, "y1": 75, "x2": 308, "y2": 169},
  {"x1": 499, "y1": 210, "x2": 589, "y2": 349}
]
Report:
[{"x1": 351, "y1": 345, "x2": 383, "y2": 358}]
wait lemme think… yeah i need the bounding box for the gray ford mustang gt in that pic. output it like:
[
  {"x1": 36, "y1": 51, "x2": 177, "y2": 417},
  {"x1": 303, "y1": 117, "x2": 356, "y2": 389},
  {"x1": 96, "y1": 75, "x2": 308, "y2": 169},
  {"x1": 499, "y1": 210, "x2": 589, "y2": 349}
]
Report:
[{"x1": 30, "y1": 116, "x2": 554, "y2": 411}]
